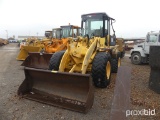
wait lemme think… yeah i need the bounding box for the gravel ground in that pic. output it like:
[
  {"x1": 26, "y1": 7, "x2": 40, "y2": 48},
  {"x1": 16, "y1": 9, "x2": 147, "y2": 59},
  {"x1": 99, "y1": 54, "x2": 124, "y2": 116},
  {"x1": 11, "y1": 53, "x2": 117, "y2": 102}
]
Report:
[{"x1": 0, "y1": 43, "x2": 159, "y2": 120}]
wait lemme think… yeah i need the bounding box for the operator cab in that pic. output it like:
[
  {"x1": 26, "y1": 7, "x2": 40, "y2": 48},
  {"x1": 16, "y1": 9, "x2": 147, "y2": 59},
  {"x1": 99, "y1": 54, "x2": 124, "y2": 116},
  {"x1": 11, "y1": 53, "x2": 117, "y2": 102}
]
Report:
[
  {"x1": 144, "y1": 32, "x2": 160, "y2": 53},
  {"x1": 146, "y1": 32, "x2": 160, "y2": 43},
  {"x1": 45, "y1": 31, "x2": 52, "y2": 38},
  {"x1": 52, "y1": 28, "x2": 62, "y2": 39},
  {"x1": 61, "y1": 25, "x2": 81, "y2": 38},
  {"x1": 81, "y1": 12, "x2": 116, "y2": 45},
  {"x1": 81, "y1": 12, "x2": 115, "y2": 37}
]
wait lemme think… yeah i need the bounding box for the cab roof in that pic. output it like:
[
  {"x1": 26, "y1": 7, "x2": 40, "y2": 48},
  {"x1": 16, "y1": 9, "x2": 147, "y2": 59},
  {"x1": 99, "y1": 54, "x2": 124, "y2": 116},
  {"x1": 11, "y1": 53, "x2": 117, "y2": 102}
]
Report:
[
  {"x1": 60, "y1": 25, "x2": 80, "y2": 29},
  {"x1": 81, "y1": 12, "x2": 115, "y2": 20}
]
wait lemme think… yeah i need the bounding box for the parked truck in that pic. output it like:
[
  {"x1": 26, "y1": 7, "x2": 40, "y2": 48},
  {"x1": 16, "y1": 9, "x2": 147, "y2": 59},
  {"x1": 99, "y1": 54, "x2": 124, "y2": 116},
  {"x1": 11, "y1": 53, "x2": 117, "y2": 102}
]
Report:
[{"x1": 130, "y1": 31, "x2": 160, "y2": 65}]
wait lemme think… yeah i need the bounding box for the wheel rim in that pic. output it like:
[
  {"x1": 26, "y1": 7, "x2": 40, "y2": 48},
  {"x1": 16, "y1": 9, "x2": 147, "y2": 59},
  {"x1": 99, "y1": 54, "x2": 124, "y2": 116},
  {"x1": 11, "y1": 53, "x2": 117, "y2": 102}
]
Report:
[
  {"x1": 106, "y1": 61, "x2": 111, "y2": 79},
  {"x1": 133, "y1": 55, "x2": 140, "y2": 62},
  {"x1": 118, "y1": 58, "x2": 121, "y2": 67}
]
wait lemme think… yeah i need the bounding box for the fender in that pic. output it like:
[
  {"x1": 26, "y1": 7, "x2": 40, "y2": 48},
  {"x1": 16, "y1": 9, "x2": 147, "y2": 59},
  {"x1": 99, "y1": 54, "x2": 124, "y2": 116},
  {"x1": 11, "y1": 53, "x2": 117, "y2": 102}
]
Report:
[{"x1": 130, "y1": 47, "x2": 146, "y2": 57}]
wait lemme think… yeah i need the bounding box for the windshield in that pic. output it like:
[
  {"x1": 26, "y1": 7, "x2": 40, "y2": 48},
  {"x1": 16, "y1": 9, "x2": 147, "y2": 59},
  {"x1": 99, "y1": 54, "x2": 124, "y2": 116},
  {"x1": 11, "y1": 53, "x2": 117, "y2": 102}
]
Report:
[
  {"x1": 61, "y1": 27, "x2": 71, "y2": 38},
  {"x1": 147, "y1": 34, "x2": 158, "y2": 42},
  {"x1": 82, "y1": 18, "x2": 103, "y2": 37},
  {"x1": 72, "y1": 28, "x2": 81, "y2": 37},
  {"x1": 45, "y1": 32, "x2": 51, "y2": 38},
  {"x1": 52, "y1": 29, "x2": 61, "y2": 39}
]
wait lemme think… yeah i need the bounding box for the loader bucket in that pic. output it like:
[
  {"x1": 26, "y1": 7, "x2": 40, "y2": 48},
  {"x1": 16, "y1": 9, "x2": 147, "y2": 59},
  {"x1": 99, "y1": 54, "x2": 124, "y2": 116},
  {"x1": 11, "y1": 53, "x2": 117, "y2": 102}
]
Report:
[
  {"x1": 18, "y1": 67, "x2": 94, "y2": 113},
  {"x1": 21, "y1": 52, "x2": 53, "y2": 69},
  {"x1": 16, "y1": 46, "x2": 43, "y2": 61}
]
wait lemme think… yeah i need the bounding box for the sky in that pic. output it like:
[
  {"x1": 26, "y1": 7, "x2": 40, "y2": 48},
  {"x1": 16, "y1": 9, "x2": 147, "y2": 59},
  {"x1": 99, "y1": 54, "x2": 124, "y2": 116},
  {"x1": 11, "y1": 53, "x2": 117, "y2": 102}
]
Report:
[{"x1": 0, "y1": 0, "x2": 160, "y2": 39}]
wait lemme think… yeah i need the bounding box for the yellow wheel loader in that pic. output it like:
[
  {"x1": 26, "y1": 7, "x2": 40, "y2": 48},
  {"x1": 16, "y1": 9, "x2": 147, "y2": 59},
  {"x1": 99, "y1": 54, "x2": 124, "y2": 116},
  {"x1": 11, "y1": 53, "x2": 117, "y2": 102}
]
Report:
[
  {"x1": 18, "y1": 12, "x2": 121, "y2": 113},
  {"x1": 20, "y1": 28, "x2": 61, "y2": 68},
  {"x1": 22, "y1": 25, "x2": 81, "y2": 69},
  {"x1": 16, "y1": 32, "x2": 52, "y2": 61},
  {"x1": 45, "y1": 25, "x2": 80, "y2": 53}
]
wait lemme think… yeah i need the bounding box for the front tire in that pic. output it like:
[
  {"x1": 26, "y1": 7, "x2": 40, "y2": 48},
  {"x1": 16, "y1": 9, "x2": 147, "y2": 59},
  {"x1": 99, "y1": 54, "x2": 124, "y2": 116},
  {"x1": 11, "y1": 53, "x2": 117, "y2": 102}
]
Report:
[
  {"x1": 49, "y1": 51, "x2": 65, "y2": 70},
  {"x1": 131, "y1": 52, "x2": 142, "y2": 65},
  {"x1": 91, "y1": 52, "x2": 111, "y2": 88}
]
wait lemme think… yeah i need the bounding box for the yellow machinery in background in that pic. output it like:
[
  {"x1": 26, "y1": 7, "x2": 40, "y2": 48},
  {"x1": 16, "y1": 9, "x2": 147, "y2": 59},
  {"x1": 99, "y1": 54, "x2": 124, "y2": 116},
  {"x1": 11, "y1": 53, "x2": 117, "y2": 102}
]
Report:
[
  {"x1": 17, "y1": 25, "x2": 81, "y2": 61},
  {"x1": 116, "y1": 38, "x2": 125, "y2": 58},
  {"x1": 0, "y1": 38, "x2": 9, "y2": 46},
  {"x1": 45, "y1": 25, "x2": 80, "y2": 53},
  {"x1": 21, "y1": 25, "x2": 81, "y2": 69},
  {"x1": 16, "y1": 32, "x2": 52, "y2": 60}
]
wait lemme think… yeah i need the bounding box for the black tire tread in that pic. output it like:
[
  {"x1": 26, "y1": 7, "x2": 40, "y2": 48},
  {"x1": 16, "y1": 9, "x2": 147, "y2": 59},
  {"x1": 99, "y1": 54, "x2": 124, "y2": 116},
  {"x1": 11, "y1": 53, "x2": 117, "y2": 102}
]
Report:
[
  {"x1": 111, "y1": 52, "x2": 121, "y2": 73},
  {"x1": 49, "y1": 51, "x2": 65, "y2": 70},
  {"x1": 131, "y1": 52, "x2": 142, "y2": 65},
  {"x1": 121, "y1": 49, "x2": 125, "y2": 58},
  {"x1": 111, "y1": 59, "x2": 118, "y2": 73},
  {"x1": 91, "y1": 52, "x2": 111, "y2": 88}
]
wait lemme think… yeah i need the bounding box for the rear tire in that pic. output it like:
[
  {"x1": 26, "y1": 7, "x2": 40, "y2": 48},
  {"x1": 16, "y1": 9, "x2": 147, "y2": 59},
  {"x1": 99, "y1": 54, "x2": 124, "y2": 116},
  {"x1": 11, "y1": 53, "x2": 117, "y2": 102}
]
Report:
[
  {"x1": 131, "y1": 52, "x2": 142, "y2": 65},
  {"x1": 111, "y1": 52, "x2": 121, "y2": 73},
  {"x1": 49, "y1": 51, "x2": 65, "y2": 70},
  {"x1": 91, "y1": 52, "x2": 111, "y2": 88},
  {"x1": 121, "y1": 49, "x2": 125, "y2": 58}
]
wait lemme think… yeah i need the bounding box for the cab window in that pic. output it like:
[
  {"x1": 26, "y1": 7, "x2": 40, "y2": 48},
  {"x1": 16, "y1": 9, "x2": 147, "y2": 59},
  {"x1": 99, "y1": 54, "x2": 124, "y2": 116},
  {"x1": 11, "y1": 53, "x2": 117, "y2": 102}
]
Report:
[{"x1": 148, "y1": 34, "x2": 158, "y2": 42}]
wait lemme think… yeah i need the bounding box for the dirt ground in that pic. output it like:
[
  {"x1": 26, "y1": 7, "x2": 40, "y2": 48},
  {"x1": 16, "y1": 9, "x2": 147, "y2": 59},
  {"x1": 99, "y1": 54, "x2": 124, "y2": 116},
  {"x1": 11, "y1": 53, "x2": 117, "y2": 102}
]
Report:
[{"x1": 0, "y1": 43, "x2": 159, "y2": 120}]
